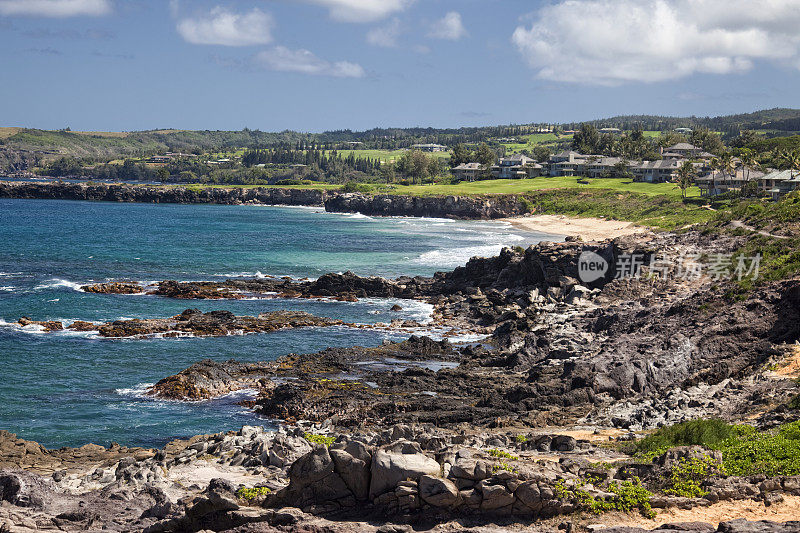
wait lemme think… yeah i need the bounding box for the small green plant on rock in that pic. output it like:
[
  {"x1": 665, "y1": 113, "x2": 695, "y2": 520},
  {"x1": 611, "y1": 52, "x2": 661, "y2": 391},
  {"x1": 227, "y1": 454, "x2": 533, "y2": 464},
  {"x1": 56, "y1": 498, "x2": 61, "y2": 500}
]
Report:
[
  {"x1": 488, "y1": 448, "x2": 519, "y2": 460},
  {"x1": 492, "y1": 461, "x2": 517, "y2": 473},
  {"x1": 515, "y1": 434, "x2": 529, "y2": 443},
  {"x1": 555, "y1": 477, "x2": 655, "y2": 519},
  {"x1": 665, "y1": 456, "x2": 723, "y2": 498},
  {"x1": 304, "y1": 432, "x2": 336, "y2": 447},
  {"x1": 236, "y1": 486, "x2": 271, "y2": 501}
]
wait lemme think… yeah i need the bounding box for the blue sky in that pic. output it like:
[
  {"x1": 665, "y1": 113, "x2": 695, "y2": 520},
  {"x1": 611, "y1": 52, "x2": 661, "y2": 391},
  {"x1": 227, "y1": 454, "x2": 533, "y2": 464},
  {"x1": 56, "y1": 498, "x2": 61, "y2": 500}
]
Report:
[{"x1": 1, "y1": 0, "x2": 800, "y2": 132}]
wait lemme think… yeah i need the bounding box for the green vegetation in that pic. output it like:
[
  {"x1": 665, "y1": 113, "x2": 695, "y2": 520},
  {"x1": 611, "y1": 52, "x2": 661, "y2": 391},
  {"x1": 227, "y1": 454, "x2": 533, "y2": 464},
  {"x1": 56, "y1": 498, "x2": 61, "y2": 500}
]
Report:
[
  {"x1": 514, "y1": 434, "x2": 529, "y2": 443},
  {"x1": 236, "y1": 486, "x2": 271, "y2": 500},
  {"x1": 716, "y1": 422, "x2": 800, "y2": 477},
  {"x1": 666, "y1": 456, "x2": 724, "y2": 498},
  {"x1": 555, "y1": 477, "x2": 655, "y2": 518},
  {"x1": 491, "y1": 461, "x2": 518, "y2": 473},
  {"x1": 487, "y1": 449, "x2": 519, "y2": 460},
  {"x1": 340, "y1": 181, "x2": 374, "y2": 193},
  {"x1": 303, "y1": 433, "x2": 336, "y2": 447},
  {"x1": 634, "y1": 420, "x2": 800, "y2": 478},
  {"x1": 634, "y1": 419, "x2": 736, "y2": 459}
]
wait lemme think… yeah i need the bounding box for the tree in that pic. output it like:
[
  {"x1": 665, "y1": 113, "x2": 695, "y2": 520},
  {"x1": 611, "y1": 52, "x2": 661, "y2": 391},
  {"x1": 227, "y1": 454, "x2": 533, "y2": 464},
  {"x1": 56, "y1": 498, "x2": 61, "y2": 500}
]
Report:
[
  {"x1": 675, "y1": 161, "x2": 696, "y2": 199},
  {"x1": 156, "y1": 167, "x2": 170, "y2": 182},
  {"x1": 380, "y1": 162, "x2": 396, "y2": 184},
  {"x1": 739, "y1": 149, "x2": 759, "y2": 194},
  {"x1": 449, "y1": 144, "x2": 472, "y2": 168},
  {"x1": 781, "y1": 149, "x2": 800, "y2": 179},
  {"x1": 474, "y1": 143, "x2": 497, "y2": 167},
  {"x1": 572, "y1": 124, "x2": 600, "y2": 153}
]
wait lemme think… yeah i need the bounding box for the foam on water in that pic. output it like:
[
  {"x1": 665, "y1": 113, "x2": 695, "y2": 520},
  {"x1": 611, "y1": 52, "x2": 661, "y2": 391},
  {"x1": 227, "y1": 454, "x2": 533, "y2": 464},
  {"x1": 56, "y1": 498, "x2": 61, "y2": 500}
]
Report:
[{"x1": 33, "y1": 278, "x2": 85, "y2": 292}]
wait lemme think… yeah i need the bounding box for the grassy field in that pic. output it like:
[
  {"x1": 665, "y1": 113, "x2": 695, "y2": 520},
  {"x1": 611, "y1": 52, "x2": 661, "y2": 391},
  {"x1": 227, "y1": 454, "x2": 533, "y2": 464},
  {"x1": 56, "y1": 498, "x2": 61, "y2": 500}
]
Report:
[
  {"x1": 70, "y1": 131, "x2": 130, "y2": 138},
  {"x1": 374, "y1": 177, "x2": 698, "y2": 199},
  {"x1": 0, "y1": 127, "x2": 22, "y2": 140}
]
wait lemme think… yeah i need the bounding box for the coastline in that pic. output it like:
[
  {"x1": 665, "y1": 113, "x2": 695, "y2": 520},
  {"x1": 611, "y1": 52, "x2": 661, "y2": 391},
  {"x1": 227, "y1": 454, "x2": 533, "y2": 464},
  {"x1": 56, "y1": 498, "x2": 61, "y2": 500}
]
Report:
[{"x1": 503, "y1": 213, "x2": 648, "y2": 241}]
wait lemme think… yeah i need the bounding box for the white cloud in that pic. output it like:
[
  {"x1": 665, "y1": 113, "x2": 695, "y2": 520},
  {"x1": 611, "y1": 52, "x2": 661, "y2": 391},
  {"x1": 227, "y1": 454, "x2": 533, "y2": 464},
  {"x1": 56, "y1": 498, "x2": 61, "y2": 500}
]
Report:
[
  {"x1": 512, "y1": 0, "x2": 800, "y2": 85},
  {"x1": 366, "y1": 18, "x2": 401, "y2": 47},
  {"x1": 302, "y1": 0, "x2": 411, "y2": 23},
  {"x1": 429, "y1": 11, "x2": 466, "y2": 41},
  {"x1": 177, "y1": 7, "x2": 273, "y2": 46},
  {"x1": 0, "y1": 0, "x2": 111, "y2": 17},
  {"x1": 255, "y1": 46, "x2": 365, "y2": 78}
]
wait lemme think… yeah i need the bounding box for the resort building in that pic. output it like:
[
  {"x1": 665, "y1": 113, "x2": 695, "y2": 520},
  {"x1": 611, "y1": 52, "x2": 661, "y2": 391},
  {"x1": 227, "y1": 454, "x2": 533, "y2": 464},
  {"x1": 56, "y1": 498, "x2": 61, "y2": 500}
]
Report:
[
  {"x1": 631, "y1": 160, "x2": 682, "y2": 183},
  {"x1": 452, "y1": 162, "x2": 484, "y2": 181},
  {"x1": 491, "y1": 154, "x2": 543, "y2": 179},
  {"x1": 758, "y1": 169, "x2": 800, "y2": 200},
  {"x1": 695, "y1": 168, "x2": 766, "y2": 196},
  {"x1": 411, "y1": 143, "x2": 447, "y2": 152}
]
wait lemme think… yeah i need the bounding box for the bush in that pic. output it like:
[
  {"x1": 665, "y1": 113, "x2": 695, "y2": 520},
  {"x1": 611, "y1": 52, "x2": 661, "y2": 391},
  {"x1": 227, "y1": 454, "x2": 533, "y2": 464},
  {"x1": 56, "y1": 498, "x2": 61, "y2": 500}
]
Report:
[
  {"x1": 717, "y1": 422, "x2": 800, "y2": 477},
  {"x1": 304, "y1": 433, "x2": 336, "y2": 447},
  {"x1": 555, "y1": 477, "x2": 655, "y2": 518},
  {"x1": 340, "y1": 181, "x2": 373, "y2": 193},
  {"x1": 634, "y1": 419, "x2": 735, "y2": 458},
  {"x1": 666, "y1": 456, "x2": 723, "y2": 498},
  {"x1": 236, "y1": 486, "x2": 270, "y2": 500}
]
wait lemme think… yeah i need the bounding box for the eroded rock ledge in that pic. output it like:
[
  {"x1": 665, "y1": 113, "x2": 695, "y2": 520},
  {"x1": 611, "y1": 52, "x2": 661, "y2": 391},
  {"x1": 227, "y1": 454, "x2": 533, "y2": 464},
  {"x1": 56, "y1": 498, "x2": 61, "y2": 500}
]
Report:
[
  {"x1": 16, "y1": 309, "x2": 341, "y2": 338},
  {"x1": 2, "y1": 426, "x2": 800, "y2": 532}
]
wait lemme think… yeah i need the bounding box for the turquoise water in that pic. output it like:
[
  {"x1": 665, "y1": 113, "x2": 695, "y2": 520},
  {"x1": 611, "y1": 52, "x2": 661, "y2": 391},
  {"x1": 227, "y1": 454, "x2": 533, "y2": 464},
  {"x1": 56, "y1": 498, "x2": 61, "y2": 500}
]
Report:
[{"x1": 0, "y1": 199, "x2": 554, "y2": 448}]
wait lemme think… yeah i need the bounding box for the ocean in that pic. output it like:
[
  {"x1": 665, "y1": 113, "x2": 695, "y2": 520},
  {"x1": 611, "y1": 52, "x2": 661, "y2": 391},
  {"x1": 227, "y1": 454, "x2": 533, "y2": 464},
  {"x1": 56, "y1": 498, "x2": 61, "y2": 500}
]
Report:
[{"x1": 0, "y1": 199, "x2": 556, "y2": 448}]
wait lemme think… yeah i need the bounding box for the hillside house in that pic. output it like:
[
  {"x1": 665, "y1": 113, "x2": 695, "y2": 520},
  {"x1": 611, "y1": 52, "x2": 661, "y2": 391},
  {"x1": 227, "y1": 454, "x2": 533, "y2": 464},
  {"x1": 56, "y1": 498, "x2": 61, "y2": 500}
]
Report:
[
  {"x1": 452, "y1": 162, "x2": 484, "y2": 181},
  {"x1": 491, "y1": 154, "x2": 542, "y2": 179}
]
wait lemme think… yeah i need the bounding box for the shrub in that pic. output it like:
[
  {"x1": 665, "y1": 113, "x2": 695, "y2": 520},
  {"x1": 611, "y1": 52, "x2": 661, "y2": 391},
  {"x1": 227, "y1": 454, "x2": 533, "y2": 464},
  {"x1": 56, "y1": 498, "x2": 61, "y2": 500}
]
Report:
[
  {"x1": 304, "y1": 433, "x2": 336, "y2": 447},
  {"x1": 666, "y1": 456, "x2": 723, "y2": 498},
  {"x1": 556, "y1": 477, "x2": 655, "y2": 518},
  {"x1": 488, "y1": 449, "x2": 519, "y2": 460},
  {"x1": 634, "y1": 419, "x2": 735, "y2": 458},
  {"x1": 236, "y1": 486, "x2": 271, "y2": 500},
  {"x1": 492, "y1": 461, "x2": 517, "y2": 473},
  {"x1": 340, "y1": 181, "x2": 373, "y2": 193},
  {"x1": 717, "y1": 423, "x2": 800, "y2": 477}
]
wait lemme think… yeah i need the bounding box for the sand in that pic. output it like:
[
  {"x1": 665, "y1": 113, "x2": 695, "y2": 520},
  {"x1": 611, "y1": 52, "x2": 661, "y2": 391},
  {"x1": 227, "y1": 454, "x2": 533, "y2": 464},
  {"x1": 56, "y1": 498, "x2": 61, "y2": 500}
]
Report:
[{"x1": 504, "y1": 214, "x2": 648, "y2": 242}]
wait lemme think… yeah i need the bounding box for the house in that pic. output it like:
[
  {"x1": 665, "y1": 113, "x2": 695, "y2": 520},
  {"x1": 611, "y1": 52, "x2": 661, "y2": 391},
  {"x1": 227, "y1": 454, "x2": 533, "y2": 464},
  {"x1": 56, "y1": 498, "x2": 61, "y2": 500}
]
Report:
[
  {"x1": 674, "y1": 128, "x2": 693, "y2": 135},
  {"x1": 452, "y1": 162, "x2": 484, "y2": 181},
  {"x1": 585, "y1": 156, "x2": 624, "y2": 178},
  {"x1": 491, "y1": 154, "x2": 542, "y2": 179},
  {"x1": 758, "y1": 169, "x2": 800, "y2": 200},
  {"x1": 548, "y1": 151, "x2": 591, "y2": 176},
  {"x1": 632, "y1": 160, "x2": 681, "y2": 183},
  {"x1": 411, "y1": 143, "x2": 447, "y2": 152},
  {"x1": 599, "y1": 127, "x2": 622, "y2": 135},
  {"x1": 665, "y1": 143, "x2": 703, "y2": 158},
  {"x1": 696, "y1": 168, "x2": 766, "y2": 196}
]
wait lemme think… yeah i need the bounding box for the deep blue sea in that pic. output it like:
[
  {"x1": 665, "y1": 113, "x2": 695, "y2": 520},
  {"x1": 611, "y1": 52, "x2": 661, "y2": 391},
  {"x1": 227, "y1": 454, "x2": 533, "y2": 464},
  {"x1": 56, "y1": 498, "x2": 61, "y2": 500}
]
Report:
[{"x1": 0, "y1": 199, "x2": 555, "y2": 448}]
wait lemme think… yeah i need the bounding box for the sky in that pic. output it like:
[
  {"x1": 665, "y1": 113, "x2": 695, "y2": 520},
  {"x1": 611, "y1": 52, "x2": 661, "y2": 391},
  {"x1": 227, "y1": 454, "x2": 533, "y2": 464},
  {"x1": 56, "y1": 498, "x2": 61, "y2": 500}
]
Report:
[{"x1": 1, "y1": 0, "x2": 800, "y2": 132}]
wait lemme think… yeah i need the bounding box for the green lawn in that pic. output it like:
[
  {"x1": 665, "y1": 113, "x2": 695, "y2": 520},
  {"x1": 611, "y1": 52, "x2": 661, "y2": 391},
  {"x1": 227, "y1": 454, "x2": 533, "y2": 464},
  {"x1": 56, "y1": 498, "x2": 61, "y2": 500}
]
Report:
[
  {"x1": 373, "y1": 177, "x2": 698, "y2": 199},
  {"x1": 168, "y1": 176, "x2": 698, "y2": 199}
]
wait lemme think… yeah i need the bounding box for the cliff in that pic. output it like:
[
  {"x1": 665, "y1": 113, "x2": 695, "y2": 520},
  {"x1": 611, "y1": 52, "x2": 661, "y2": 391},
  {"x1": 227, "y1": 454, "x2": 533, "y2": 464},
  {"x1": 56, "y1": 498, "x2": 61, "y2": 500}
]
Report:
[
  {"x1": 0, "y1": 181, "x2": 532, "y2": 219},
  {"x1": 0, "y1": 181, "x2": 325, "y2": 206}
]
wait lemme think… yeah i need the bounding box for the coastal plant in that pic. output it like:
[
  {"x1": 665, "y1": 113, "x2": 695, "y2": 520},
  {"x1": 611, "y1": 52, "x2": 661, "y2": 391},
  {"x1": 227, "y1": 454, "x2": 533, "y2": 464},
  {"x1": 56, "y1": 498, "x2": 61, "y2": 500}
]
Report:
[
  {"x1": 634, "y1": 419, "x2": 735, "y2": 459},
  {"x1": 492, "y1": 461, "x2": 517, "y2": 474},
  {"x1": 303, "y1": 433, "x2": 336, "y2": 447},
  {"x1": 488, "y1": 448, "x2": 519, "y2": 460},
  {"x1": 236, "y1": 486, "x2": 271, "y2": 501},
  {"x1": 555, "y1": 477, "x2": 655, "y2": 518},
  {"x1": 515, "y1": 434, "x2": 529, "y2": 443},
  {"x1": 665, "y1": 456, "x2": 723, "y2": 498},
  {"x1": 715, "y1": 422, "x2": 800, "y2": 477}
]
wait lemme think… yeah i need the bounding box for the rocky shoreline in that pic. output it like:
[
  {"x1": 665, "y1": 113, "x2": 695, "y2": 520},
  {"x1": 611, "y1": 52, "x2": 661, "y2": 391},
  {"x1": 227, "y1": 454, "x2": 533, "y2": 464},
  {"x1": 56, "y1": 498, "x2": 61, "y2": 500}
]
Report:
[
  {"x1": 2, "y1": 228, "x2": 800, "y2": 531},
  {"x1": 0, "y1": 181, "x2": 534, "y2": 219}
]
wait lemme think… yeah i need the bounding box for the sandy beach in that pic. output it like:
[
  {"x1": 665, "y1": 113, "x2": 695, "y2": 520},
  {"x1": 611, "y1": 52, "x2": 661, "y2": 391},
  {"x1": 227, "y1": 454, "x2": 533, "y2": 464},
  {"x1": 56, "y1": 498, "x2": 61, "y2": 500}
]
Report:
[{"x1": 504, "y1": 214, "x2": 648, "y2": 241}]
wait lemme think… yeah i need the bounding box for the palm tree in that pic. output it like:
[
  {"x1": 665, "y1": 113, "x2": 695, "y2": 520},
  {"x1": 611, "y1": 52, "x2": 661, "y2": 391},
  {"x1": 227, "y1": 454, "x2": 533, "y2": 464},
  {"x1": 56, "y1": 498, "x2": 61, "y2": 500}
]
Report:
[
  {"x1": 708, "y1": 157, "x2": 720, "y2": 196},
  {"x1": 781, "y1": 149, "x2": 800, "y2": 179},
  {"x1": 674, "y1": 161, "x2": 696, "y2": 199},
  {"x1": 739, "y1": 149, "x2": 759, "y2": 197}
]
